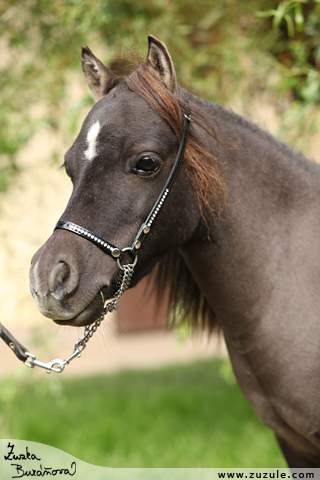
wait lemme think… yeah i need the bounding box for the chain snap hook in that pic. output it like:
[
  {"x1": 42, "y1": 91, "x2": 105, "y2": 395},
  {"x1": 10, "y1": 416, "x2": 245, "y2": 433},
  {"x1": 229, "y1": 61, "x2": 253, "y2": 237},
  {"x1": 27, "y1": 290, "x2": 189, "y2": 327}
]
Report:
[{"x1": 0, "y1": 259, "x2": 136, "y2": 374}]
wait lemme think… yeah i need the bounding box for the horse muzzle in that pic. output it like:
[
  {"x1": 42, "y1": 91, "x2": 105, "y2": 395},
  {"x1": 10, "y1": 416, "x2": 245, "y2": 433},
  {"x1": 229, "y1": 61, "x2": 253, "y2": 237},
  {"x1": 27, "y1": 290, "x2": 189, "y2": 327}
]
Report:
[{"x1": 29, "y1": 230, "x2": 116, "y2": 326}]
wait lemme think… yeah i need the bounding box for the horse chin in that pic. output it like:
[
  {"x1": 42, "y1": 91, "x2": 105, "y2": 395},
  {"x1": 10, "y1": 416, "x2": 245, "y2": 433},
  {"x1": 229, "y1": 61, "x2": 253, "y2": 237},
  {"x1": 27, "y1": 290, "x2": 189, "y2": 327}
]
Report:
[{"x1": 53, "y1": 285, "x2": 111, "y2": 328}]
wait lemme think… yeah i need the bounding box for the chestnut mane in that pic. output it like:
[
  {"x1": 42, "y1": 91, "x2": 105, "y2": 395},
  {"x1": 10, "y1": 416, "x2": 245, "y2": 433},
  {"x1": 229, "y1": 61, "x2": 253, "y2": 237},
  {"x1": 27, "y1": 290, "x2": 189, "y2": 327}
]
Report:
[
  {"x1": 126, "y1": 64, "x2": 227, "y2": 331},
  {"x1": 126, "y1": 63, "x2": 226, "y2": 220}
]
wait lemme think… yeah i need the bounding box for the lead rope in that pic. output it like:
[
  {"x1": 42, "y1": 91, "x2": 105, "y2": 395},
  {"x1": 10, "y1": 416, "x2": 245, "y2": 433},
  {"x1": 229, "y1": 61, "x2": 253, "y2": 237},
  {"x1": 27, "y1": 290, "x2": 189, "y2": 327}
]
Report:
[{"x1": 23, "y1": 263, "x2": 134, "y2": 374}]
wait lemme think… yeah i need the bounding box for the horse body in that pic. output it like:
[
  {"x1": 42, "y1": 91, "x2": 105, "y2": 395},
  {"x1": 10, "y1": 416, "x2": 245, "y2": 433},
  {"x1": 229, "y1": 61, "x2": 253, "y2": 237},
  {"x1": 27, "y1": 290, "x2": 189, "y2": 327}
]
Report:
[
  {"x1": 29, "y1": 36, "x2": 320, "y2": 466},
  {"x1": 180, "y1": 97, "x2": 320, "y2": 464}
]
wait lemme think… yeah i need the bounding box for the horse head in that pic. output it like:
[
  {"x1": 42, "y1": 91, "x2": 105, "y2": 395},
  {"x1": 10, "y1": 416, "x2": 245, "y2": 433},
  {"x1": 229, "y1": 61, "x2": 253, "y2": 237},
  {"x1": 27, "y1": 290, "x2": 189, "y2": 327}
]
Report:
[{"x1": 29, "y1": 36, "x2": 206, "y2": 327}]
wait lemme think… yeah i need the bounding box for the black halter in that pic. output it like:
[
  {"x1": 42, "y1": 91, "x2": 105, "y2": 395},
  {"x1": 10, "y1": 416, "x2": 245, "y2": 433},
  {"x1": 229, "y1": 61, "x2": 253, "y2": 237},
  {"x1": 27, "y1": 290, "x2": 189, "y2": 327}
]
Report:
[
  {"x1": 54, "y1": 113, "x2": 192, "y2": 264},
  {"x1": 0, "y1": 111, "x2": 191, "y2": 373}
]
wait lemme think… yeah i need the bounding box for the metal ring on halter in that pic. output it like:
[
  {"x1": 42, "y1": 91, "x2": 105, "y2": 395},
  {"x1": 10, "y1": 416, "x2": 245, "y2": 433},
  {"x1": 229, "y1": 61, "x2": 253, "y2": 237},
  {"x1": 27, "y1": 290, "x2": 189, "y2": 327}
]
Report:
[{"x1": 117, "y1": 247, "x2": 138, "y2": 271}]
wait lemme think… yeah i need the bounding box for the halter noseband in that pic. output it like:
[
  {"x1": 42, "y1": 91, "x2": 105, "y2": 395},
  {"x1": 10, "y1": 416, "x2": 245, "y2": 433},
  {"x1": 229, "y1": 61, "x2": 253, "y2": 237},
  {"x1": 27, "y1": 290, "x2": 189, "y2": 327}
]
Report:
[{"x1": 0, "y1": 110, "x2": 192, "y2": 374}]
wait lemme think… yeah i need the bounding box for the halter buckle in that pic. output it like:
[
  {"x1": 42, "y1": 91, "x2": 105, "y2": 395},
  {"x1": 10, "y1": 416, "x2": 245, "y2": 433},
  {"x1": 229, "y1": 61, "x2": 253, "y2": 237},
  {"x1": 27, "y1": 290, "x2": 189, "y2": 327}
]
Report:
[{"x1": 183, "y1": 113, "x2": 194, "y2": 122}]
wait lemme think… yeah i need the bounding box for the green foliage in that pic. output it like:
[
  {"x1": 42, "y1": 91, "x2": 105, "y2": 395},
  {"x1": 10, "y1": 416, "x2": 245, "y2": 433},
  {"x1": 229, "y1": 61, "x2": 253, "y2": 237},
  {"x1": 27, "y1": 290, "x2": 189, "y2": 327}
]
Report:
[
  {"x1": 0, "y1": 359, "x2": 285, "y2": 467},
  {"x1": 0, "y1": 0, "x2": 319, "y2": 192},
  {"x1": 257, "y1": 0, "x2": 320, "y2": 105},
  {"x1": 0, "y1": 0, "x2": 270, "y2": 192},
  {"x1": 257, "y1": 1, "x2": 308, "y2": 38}
]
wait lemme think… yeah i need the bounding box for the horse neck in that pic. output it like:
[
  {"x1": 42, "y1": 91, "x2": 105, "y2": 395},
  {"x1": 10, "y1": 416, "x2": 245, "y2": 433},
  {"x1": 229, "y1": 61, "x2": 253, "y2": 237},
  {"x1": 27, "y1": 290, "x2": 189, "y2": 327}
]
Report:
[{"x1": 181, "y1": 94, "x2": 320, "y2": 340}]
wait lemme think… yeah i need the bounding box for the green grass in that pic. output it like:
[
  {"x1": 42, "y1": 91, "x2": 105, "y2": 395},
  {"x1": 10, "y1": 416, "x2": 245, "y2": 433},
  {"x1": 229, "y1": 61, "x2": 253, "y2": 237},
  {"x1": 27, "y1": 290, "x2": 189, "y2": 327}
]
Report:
[{"x1": 0, "y1": 359, "x2": 286, "y2": 468}]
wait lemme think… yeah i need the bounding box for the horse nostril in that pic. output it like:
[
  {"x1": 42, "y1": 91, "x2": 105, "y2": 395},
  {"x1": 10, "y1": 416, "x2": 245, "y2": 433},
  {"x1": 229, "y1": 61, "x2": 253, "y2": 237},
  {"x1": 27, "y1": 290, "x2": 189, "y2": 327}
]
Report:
[{"x1": 49, "y1": 261, "x2": 71, "y2": 294}]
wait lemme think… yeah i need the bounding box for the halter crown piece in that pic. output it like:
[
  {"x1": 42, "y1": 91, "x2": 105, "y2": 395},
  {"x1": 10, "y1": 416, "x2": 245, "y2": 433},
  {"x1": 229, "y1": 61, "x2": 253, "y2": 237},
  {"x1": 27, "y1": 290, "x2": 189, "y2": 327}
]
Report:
[{"x1": 0, "y1": 109, "x2": 192, "y2": 374}]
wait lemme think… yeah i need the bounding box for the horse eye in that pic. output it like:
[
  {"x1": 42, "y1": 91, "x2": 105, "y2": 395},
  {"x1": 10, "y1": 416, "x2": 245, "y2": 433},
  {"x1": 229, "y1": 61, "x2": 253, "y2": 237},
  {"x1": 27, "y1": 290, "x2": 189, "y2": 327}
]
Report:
[{"x1": 135, "y1": 156, "x2": 160, "y2": 173}]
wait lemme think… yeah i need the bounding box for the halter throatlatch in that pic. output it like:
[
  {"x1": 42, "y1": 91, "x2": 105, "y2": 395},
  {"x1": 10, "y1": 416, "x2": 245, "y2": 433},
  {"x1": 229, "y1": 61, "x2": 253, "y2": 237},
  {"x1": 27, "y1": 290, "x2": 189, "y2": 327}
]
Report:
[{"x1": 0, "y1": 113, "x2": 191, "y2": 373}]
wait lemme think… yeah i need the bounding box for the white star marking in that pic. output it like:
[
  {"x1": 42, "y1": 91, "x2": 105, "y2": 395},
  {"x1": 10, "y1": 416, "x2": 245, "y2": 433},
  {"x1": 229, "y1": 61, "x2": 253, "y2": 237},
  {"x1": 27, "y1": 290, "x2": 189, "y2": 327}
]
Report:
[{"x1": 84, "y1": 121, "x2": 100, "y2": 161}]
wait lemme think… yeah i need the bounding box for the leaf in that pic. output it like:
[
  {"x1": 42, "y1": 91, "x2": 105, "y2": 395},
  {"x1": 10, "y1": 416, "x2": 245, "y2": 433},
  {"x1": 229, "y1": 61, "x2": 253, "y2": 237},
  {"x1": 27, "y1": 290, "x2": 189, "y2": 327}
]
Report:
[
  {"x1": 284, "y1": 14, "x2": 295, "y2": 38},
  {"x1": 294, "y1": 4, "x2": 304, "y2": 32},
  {"x1": 100, "y1": 291, "x2": 105, "y2": 304}
]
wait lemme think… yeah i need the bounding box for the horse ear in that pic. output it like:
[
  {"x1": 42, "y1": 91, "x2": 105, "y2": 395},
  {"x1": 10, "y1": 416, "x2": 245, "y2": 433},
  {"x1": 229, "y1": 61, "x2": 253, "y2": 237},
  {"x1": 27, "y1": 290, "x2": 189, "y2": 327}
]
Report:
[
  {"x1": 146, "y1": 35, "x2": 179, "y2": 95},
  {"x1": 81, "y1": 46, "x2": 120, "y2": 102}
]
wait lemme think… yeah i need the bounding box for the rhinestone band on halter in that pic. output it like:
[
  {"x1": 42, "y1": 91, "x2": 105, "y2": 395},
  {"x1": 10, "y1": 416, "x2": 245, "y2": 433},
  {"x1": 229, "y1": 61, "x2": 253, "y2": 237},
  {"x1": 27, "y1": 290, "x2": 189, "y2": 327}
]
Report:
[
  {"x1": 147, "y1": 188, "x2": 169, "y2": 228},
  {"x1": 54, "y1": 221, "x2": 121, "y2": 258},
  {"x1": 130, "y1": 115, "x2": 191, "y2": 253}
]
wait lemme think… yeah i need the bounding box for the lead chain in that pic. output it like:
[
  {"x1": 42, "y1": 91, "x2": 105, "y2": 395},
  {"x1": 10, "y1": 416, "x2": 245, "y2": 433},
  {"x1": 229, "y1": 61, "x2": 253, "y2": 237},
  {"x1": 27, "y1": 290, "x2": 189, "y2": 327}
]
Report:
[
  {"x1": 23, "y1": 263, "x2": 135, "y2": 373},
  {"x1": 80, "y1": 263, "x2": 134, "y2": 347}
]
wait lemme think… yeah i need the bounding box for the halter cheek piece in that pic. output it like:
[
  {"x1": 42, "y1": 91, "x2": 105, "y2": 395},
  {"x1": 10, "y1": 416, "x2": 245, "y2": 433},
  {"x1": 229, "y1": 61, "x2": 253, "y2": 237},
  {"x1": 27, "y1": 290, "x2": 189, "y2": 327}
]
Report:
[
  {"x1": 54, "y1": 113, "x2": 192, "y2": 268},
  {"x1": 0, "y1": 111, "x2": 192, "y2": 374}
]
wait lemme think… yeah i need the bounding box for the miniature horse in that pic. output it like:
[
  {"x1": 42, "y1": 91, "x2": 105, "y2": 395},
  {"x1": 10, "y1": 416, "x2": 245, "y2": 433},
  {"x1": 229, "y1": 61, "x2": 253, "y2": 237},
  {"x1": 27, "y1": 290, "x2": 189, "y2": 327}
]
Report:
[{"x1": 29, "y1": 36, "x2": 320, "y2": 467}]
